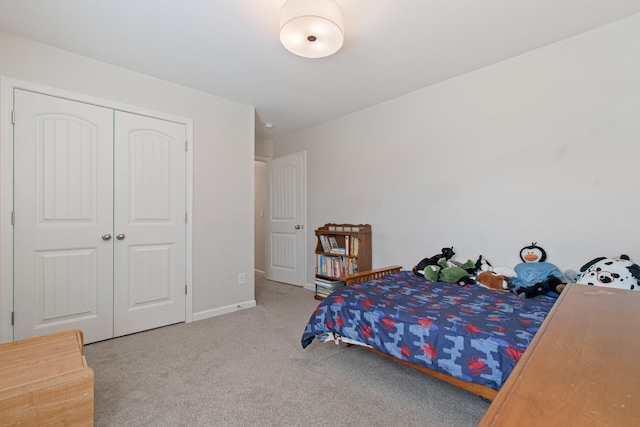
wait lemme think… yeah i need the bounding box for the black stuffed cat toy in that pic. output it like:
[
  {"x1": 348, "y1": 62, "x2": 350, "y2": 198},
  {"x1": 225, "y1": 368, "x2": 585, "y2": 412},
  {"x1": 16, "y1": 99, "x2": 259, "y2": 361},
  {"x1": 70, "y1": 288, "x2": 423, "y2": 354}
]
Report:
[{"x1": 413, "y1": 247, "x2": 455, "y2": 277}]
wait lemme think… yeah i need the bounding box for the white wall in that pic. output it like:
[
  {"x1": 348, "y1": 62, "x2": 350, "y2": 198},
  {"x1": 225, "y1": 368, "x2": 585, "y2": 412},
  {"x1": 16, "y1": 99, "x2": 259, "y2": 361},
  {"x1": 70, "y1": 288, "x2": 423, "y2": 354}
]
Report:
[
  {"x1": 254, "y1": 138, "x2": 272, "y2": 275},
  {"x1": 254, "y1": 161, "x2": 267, "y2": 274},
  {"x1": 275, "y1": 14, "x2": 640, "y2": 286},
  {"x1": 255, "y1": 137, "x2": 274, "y2": 159},
  {"x1": 0, "y1": 32, "x2": 255, "y2": 318}
]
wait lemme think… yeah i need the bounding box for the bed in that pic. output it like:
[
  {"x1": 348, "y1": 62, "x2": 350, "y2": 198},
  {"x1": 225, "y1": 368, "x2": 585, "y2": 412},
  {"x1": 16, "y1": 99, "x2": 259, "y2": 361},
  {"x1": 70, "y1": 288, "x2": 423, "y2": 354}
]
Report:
[{"x1": 301, "y1": 266, "x2": 558, "y2": 400}]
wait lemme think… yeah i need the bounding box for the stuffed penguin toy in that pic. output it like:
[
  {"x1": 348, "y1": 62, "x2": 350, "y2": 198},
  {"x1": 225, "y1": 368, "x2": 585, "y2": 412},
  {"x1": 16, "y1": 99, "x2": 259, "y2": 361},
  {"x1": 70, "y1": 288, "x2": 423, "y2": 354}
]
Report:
[{"x1": 511, "y1": 243, "x2": 566, "y2": 298}]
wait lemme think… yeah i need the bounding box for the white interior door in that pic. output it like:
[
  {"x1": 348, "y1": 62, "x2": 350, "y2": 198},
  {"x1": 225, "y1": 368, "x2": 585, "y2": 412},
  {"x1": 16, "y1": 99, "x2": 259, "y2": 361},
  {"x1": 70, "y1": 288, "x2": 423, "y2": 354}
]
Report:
[
  {"x1": 12, "y1": 90, "x2": 187, "y2": 343},
  {"x1": 266, "y1": 153, "x2": 305, "y2": 286},
  {"x1": 113, "y1": 111, "x2": 186, "y2": 336},
  {"x1": 13, "y1": 90, "x2": 115, "y2": 342}
]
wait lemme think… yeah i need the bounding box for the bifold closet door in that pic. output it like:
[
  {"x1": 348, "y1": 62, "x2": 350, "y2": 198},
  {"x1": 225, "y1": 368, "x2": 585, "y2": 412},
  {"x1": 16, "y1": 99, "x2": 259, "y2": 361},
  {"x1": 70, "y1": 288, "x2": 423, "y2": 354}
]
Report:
[
  {"x1": 13, "y1": 90, "x2": 187, "y2": 344},
  {"x1": 13, "y1": 90, "x2": 115, "y2": 343},
  {"x1": 112, "y1": 111, "x2": 186, "y2": 336}
]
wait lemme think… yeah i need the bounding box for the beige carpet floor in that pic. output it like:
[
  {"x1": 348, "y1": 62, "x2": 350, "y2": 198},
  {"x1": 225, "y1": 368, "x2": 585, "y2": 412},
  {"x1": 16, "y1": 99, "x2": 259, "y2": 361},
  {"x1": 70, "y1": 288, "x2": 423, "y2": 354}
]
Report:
[{"x1": 84, "y1": 275, "x2": 490, "y2": 426}]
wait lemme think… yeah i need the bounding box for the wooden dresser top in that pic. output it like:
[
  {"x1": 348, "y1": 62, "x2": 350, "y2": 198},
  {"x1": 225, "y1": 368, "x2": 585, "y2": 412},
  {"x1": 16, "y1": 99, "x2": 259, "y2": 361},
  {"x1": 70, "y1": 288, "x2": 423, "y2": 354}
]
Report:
[
  {"x1": 0, "y1": 329, "x2": 86, "y2": 392},
  {"x1": 478, "y1": 283, "x2": 640, "y2": 426}
]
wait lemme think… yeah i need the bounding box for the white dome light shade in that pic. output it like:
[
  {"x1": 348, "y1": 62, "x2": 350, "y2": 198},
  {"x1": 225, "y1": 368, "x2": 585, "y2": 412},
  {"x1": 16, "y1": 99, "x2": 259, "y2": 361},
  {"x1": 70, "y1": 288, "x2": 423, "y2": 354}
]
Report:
[{"x1": 280, "y1": 0, "x2": 344, "y2": 59}]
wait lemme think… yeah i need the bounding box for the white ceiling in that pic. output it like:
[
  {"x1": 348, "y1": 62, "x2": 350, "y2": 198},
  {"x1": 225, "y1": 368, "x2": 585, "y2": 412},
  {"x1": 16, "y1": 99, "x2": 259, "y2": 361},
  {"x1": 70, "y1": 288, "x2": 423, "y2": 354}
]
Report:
[{"x1": 1, "y1": 1, "x2": 639, "y2": 139}]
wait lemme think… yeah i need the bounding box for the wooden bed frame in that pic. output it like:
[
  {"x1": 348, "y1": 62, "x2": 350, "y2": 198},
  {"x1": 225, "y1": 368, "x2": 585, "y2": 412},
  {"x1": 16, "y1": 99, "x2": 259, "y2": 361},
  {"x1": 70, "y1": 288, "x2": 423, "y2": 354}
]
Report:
[{"x1": 340, "y1": 266, "x2": 498, "y2": 401}]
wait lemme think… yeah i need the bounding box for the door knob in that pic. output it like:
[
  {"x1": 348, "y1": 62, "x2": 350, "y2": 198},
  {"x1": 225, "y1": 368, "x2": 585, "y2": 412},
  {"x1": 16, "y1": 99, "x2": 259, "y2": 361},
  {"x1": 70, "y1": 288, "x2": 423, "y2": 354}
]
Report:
[
  {"x1": 116, "y1": 233, "x2": 126, "y2": 240},
  {"x1": 295, "y1": 225, "x2": 302, "y2": 230},
  {"x1": 102, "y1": 233, "x2": 112, "y2": 241}
]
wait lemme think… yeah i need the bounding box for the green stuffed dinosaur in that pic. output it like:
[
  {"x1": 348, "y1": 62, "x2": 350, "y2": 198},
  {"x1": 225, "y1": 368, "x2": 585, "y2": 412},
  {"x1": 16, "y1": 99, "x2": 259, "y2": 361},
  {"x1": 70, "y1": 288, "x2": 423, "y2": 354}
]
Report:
[{"x1": 423, "y1": 257, "x2": 476, "y2": 284}]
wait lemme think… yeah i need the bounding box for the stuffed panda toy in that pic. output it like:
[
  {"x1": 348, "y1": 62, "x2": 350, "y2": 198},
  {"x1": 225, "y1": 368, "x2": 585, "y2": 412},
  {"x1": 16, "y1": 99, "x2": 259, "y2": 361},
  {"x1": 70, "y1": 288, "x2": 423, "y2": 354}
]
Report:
[{"x1": 576, "y1": 255, "x2": 640, "y2": 290}]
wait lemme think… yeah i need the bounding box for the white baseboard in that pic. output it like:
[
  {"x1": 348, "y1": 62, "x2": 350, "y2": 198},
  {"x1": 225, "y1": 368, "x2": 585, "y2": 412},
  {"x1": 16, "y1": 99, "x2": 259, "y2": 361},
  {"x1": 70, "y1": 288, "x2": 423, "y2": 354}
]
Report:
[
  {"x1": 304, "y1": 282, "x2": 315, "y2": 292},
  {"x1": 192, "y1": 299, "x2": 257, "y2": 322}
]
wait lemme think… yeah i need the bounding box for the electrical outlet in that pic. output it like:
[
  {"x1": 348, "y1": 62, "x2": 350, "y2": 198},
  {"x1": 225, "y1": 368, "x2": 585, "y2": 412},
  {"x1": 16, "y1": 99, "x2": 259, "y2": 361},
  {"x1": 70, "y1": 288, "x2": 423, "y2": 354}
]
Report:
[{"x1": 238, "y1": 272, "x2": 246, "y2": 285}]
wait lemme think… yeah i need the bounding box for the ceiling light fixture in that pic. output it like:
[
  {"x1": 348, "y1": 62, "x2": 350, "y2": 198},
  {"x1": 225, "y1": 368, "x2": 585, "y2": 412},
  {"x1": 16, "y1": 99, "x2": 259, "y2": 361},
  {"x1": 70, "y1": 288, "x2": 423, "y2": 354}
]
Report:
[{"x1": 279, "y1": 0, "x2": 344, "y2": 59}]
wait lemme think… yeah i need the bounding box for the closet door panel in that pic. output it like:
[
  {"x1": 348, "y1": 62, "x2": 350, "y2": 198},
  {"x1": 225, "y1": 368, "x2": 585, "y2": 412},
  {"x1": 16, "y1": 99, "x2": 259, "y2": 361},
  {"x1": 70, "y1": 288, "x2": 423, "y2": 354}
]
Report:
[
  {"x1": 113, "y1": 111, "x2": 186, "y2": 336},
  {"x1": 13, "y1": 90, "x2": 114, "y2": 343}
]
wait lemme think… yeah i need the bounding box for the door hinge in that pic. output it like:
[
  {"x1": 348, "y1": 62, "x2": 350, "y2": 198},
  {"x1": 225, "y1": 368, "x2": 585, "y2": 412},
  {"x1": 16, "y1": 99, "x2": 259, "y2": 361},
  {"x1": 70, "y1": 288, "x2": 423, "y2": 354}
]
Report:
[
  {"x1": 185, "y1": 212, "x2": 188, "y2": 224},
  {"x1": 11, "y1": 110, "x2": 15, "y2": 125},
  {"x1": 11, "y1": 311, "x2": 14, "y2": 325},
  {"x1": 185, "y1": 284, "x2": 188, "y2": 295},
  {"x1": 11, "y1": 210, "x2": 15, "y2": 225},
  {"x1": 185, "y1": 140, "x2": 188, "y2": 151}
]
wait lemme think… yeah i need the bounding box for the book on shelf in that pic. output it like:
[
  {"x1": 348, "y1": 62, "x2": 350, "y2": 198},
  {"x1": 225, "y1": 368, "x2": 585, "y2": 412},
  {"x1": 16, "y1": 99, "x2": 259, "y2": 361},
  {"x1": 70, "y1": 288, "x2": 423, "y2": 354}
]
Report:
[
  {"x1": 327, "y1": 236, "x2": 339, "y2": 251},
  {"x1": 315, "y1": 254, "x2": 358, "y2": 277},
  {"x1": 315, "y1": 278, "x2": 345, "y2": 289},
  {"x1": 315, "y1": 278, "x2": 345, "y2": 297},
  {"x1": 315, "y1": 289, "x2": 340, "y2": 298},
  {"x1": 318, "y1": 234, "x2": 359, "y2": 256},
  {"x1": 315, "y1": 288, "x2": 334, "y2": 298},
  {"x1": 319, "y1": 235, "x2": 328, "y2": 252},
  {"x1": 351, "y1": 236, "x2": 359, "y2": 256}
]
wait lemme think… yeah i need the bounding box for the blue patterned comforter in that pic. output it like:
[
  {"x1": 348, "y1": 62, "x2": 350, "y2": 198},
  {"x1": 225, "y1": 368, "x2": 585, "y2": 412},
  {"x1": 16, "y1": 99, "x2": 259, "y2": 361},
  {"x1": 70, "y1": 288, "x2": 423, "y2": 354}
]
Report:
[{"x1": 301, "y1": 271, "x2": 557, "y2": 391}]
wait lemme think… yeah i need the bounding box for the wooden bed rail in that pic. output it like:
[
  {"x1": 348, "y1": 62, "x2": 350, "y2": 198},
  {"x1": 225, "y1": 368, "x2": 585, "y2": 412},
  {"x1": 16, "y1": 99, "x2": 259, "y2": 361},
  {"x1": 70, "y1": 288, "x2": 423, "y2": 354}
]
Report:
[
  {"x1": 340, "y1": 265, "x2": 402, "y2": 286},
  {"x1": 367, "y1": 348, "x2": 497, "y2": 401}
]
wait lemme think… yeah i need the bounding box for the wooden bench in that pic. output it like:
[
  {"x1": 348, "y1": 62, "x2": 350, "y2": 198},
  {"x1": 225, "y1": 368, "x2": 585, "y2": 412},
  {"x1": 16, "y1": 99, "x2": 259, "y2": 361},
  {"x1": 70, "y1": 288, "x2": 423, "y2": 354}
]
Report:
[{"x1": 0, "y1": 329, "x2": 94, "y2": 426}]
